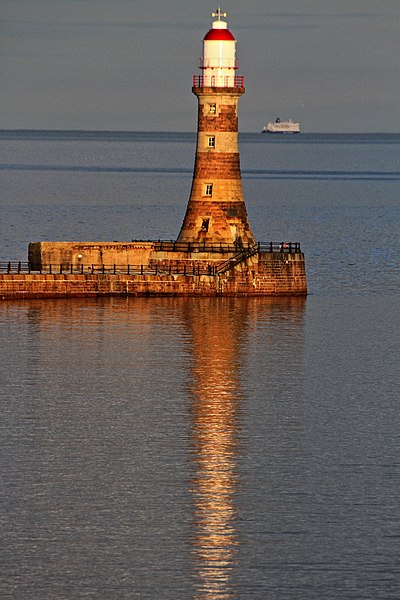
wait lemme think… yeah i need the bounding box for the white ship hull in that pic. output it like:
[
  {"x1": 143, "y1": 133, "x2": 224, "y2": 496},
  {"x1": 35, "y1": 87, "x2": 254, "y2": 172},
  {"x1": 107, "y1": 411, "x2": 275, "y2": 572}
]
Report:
[{"x1": 262, "y1": 118, "x2": 300, "y2": 134}]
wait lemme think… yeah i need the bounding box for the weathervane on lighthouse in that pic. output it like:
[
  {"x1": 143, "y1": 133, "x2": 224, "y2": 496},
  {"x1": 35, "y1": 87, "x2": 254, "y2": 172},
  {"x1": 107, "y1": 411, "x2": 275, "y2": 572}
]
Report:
[{"x1": 212, "y1": 7, "x2": 227, "y2": 20}]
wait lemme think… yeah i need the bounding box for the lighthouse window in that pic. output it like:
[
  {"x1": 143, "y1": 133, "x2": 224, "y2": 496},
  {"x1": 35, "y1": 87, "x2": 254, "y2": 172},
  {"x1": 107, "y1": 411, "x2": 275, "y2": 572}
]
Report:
[
  {"x1": 208, "y1": 136, "x2": 216, "y2": 148},
  {"x1": 208, "y1": 103, "x2": 216, "y2": 114},
  {"x1": 201, "y1": 219, "x2": 210, "y2": 232},
  {"x1": 205, "y1": 183, "x2": 213, "y2": 197}
]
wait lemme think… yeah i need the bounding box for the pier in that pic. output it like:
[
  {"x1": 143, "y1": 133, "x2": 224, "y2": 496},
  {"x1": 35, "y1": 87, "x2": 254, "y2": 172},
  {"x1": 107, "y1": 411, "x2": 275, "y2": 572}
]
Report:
[
  {"x1": 1, "y1": 11, "x2": 306, "y2": 300},
  {"x1": 0, "y1": 241, "x2": 306, "y2": 299}
]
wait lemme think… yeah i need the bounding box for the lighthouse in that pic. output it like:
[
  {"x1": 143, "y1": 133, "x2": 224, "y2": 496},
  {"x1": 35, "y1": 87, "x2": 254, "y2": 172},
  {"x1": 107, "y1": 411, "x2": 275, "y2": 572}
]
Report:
[
  {"x1": 25, "y1": 9, "x2": 307, "y2": 299},
  {"x1": 177, "y1": 8, "x2": 255, "y2": 246}
]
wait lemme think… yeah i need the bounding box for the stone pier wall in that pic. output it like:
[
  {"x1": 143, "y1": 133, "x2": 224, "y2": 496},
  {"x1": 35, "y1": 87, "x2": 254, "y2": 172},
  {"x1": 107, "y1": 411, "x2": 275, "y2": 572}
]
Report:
[
  {"x1": 28, "y1": 241, "x2": 155, "y2": 271},
  {"x1": 0, "y1": 252, "x2": 307, "y2": 299}
]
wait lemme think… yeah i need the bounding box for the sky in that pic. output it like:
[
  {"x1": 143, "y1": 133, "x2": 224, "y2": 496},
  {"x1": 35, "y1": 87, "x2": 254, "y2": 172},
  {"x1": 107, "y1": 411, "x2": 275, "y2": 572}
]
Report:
[{"x1": 1, "y1": 0, "x2": 399, "y2": 133}]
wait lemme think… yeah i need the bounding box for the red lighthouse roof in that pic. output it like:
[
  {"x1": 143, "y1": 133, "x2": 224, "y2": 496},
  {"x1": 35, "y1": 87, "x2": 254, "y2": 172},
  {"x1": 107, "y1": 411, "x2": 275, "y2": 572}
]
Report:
[
  {"x1": 204, "y1": 7, "x2": 236, "y2": 41},
  {"x1": 203, "y1": 28, "x2": 235, "y2": 41}
]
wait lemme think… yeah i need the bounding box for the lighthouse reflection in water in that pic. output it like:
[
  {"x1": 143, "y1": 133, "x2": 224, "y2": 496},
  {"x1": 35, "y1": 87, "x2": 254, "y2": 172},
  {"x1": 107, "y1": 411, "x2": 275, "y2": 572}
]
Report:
[{"x1": 186, "y1": 299, "x2": 243, "y2": 598}]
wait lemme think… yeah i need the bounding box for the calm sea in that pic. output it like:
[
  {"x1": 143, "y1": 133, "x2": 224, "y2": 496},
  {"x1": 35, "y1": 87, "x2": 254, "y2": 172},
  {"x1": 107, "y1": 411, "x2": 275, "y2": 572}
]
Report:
[{"x1": 1, "y1": 131, "x2": 399, "y2": 599}]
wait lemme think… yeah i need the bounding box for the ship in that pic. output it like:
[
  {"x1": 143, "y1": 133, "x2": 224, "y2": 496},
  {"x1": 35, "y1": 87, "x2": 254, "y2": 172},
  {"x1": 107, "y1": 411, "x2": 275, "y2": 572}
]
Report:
[{"x1": 262, "y1": 117, "x2": 300, "y2": 134}]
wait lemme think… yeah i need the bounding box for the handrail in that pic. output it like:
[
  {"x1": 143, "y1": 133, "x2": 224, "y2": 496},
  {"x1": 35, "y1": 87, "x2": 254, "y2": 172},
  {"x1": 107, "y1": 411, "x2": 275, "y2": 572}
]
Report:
[
  {"x1": 152, "y1": 240, "x2": 246, "y2": 253},
  {"x1": 215, "y1": 243, "x2": 260, "y2": 274},
  {"x1": 258, "y1": 241, "x2": 302, "y2": 253},
  {"x1": 151, "y1": 240, "x2": 301, "y2": 254},
  {"x1": 0, "y1": 261, "x2": 218, "y2": 277},
  {"x1": 192, "y1": 75, "x2": 244, "y2": 88}
]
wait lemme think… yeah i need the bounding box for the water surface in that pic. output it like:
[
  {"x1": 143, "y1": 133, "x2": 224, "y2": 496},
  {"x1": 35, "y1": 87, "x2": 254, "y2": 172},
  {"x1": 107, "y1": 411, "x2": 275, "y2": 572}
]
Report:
[{"x1": 1, "y1": 132, "x2": 399, "y2": 599}]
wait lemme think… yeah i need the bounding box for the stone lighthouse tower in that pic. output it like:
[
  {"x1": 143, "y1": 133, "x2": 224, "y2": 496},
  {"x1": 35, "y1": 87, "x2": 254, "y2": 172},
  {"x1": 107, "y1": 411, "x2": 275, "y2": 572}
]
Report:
[{"x1": 177, "y1": 8, "x2": 255, "y2": 247}]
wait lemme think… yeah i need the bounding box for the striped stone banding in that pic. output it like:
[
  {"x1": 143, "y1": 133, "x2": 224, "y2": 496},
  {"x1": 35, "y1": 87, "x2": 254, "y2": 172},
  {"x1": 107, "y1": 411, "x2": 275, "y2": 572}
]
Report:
[
  {"x1": 187, "y1": 179, "x2": 245, "y2": 202},
  {"x1": 176, "y1": 86, "x2": 255, "y2": 245},
  {"x1": 192, "y1": 152, "x2": 242, "y2": 179},
  {"x1": 198, "y1": 105, "x2": 239, "y2": 132},
  {"x1": 196, "y1": 132, "x2": 239, "y2": 153}
]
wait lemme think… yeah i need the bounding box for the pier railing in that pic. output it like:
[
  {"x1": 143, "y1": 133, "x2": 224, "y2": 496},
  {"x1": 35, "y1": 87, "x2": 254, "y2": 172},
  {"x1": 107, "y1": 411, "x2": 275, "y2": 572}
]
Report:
[
  {"x1": 0, "y1": 261, "x2": 220, "y2": 276},
  {"x1": 150, "y1": 240, "x2": 301, "y2": 254},
  {"x1": 258, "y1": 241, "x2": 302, "y2": 253},
  {"x1": 152, "y1": 240, "x2": 246, "y2": 253}
]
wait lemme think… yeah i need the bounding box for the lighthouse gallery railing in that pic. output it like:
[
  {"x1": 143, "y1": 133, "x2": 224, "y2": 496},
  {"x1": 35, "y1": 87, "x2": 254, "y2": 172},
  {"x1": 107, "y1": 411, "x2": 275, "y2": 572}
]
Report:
[{"x1": 193, "y1": 75, "x2": 244, "y2": 88}]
